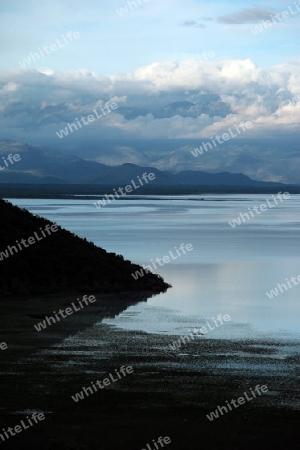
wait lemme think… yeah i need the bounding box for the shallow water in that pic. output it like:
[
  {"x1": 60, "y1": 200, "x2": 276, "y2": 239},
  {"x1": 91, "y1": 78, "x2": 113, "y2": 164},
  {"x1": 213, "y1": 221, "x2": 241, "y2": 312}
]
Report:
[{"x1": 9, "y1": 194, "x2": 300, "y2": 340}]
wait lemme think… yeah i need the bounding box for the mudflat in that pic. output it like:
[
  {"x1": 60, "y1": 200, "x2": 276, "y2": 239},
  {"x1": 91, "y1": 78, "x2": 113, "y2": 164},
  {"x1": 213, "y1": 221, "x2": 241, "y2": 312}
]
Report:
[{"x1": 0, "y1": 293, "x2": 300, "y2": 449}]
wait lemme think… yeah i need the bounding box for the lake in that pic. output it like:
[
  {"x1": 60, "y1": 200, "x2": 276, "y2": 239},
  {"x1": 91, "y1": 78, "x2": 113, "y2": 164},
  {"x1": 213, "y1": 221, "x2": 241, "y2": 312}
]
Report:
[{"x1": 9, "y1": 194, "x2": 300, "y2": 341}]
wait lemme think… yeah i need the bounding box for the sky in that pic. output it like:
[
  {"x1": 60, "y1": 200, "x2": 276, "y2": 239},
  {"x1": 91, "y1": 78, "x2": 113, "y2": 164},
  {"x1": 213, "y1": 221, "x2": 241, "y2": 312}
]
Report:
[
  {"x1": 0, "y1": 0, "x2": 299, "y2": 147},
  {"x1": 1, "y1": 0, "x2": 300, "y2": 72}
]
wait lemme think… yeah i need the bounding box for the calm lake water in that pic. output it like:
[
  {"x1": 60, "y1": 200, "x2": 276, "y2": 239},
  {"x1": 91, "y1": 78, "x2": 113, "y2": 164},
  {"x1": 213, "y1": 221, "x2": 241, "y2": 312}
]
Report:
[{"x1": 9, "y1": 195, "x2": 300, "y2": 340}]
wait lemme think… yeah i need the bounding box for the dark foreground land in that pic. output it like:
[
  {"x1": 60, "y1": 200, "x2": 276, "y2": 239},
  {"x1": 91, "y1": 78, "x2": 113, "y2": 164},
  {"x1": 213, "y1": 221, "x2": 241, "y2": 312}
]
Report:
[
  {"x1": 0, "y1": 293, "x2": 300, "y2": 450},
  {"x1": 0, "y1": 199, "x2": 169, "y2": 296}
]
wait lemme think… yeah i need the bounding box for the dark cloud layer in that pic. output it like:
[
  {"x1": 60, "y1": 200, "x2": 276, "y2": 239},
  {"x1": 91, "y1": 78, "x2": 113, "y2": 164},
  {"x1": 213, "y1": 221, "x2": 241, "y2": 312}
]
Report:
[{"x1": 218, "y1": 8, "x2": 274, "y2": 24}]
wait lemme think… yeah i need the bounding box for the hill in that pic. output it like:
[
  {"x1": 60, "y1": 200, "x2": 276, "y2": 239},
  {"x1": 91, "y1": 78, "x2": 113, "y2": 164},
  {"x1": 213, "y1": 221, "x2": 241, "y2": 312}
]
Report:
[{"x1": 0, "y1": 199, "x2": 170, "y2": 296}]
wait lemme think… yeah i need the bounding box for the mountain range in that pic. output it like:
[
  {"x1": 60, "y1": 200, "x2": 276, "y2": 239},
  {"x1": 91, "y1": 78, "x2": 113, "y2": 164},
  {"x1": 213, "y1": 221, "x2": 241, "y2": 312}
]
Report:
[
  {"x1": 118, "y1": 100, "x2": 231, "y2": 120},
  {"x1": 0, "y1": 140, "x2": 294, "y2": 188}
]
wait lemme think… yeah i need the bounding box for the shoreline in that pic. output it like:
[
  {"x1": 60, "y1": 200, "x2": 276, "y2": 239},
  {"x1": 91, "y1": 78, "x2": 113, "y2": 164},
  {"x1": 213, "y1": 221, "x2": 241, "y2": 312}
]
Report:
[
  {"x1": 2, "y1": 184, "x2": 300, "y2": 199},
  {"x1": 1, "y1": 294, "x2": 300, "y2": 448}
]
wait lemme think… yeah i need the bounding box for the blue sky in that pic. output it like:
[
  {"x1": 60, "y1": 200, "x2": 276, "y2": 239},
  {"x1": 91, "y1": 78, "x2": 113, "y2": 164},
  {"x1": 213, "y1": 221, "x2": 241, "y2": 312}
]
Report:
[{"x1": 1, "y1": 0, "x2": 300, "y2": 73}]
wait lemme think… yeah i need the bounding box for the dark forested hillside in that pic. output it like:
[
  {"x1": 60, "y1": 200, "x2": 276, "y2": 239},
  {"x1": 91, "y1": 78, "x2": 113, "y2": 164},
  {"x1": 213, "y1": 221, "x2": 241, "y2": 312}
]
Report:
[{"x1": 0, "y1": 200, "x2": 170, "y2": 296}]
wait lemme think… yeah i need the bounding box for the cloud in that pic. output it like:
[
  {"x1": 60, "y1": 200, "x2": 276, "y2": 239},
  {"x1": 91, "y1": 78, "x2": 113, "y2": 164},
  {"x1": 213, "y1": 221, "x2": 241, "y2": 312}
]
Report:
[
  {"x1": 180, "y1": 20, "x2": 205, "y2": 29},
  {"x1": 0, "y1": 58, "x2": 299, "y2": 145},
  {"x1": 218, "y1": 8, "x2": 274, "y2": 24}
]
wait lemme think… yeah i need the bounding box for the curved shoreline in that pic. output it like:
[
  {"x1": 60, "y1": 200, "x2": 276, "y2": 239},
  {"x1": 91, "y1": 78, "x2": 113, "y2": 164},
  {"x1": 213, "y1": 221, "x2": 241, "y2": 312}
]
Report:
[{"x1": 1, "y1": 300, "x2": 300, "y2": 448}]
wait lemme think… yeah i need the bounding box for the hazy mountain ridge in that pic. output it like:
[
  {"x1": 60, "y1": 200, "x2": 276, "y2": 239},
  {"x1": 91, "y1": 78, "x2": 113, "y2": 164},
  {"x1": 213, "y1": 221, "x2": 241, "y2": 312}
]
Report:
[
  {"x1": 0, "y1": 140, "x2": 286, "y2": 187},
  {"x1": 118, "y1": 100, "x2": 231, "y2": 120},
  {"x1": 58, "y1": 138, "x2": 300, "y2": 184}
]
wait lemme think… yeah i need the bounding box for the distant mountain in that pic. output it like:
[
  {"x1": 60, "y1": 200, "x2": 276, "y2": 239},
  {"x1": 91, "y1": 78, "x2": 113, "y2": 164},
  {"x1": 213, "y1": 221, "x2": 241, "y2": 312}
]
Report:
[
  {"x1": 0, "y1": 140, "x2": 175, "y2": 185},
  {"x1": 0, "y1": 140, "x2": 106, "y2": 183},
  {"x1": 175, "y1": 171, "x2": 267, "y2": 186},
  {"x1": 58, "y1": 138, "x2": 300, "y2": 185},
  {"x1": 118, "y1": 100, "x2": 231, "y2": 120},
  {"x1": 0, "y1": 140, "x2": 292, "y2": 188}
]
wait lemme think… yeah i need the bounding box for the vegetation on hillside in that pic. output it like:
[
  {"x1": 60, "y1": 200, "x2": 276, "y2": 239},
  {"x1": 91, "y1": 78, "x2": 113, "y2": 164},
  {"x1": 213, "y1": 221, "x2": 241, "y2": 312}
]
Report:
[{"x1": 0, "y1": 199, "x2": 170, "y2": 296}]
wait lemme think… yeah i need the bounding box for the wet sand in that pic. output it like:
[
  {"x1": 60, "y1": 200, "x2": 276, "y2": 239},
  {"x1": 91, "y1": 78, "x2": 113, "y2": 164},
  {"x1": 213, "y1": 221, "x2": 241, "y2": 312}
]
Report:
[{"x1": 0, "y1": 294, "x2": 300, "y2": 449}]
